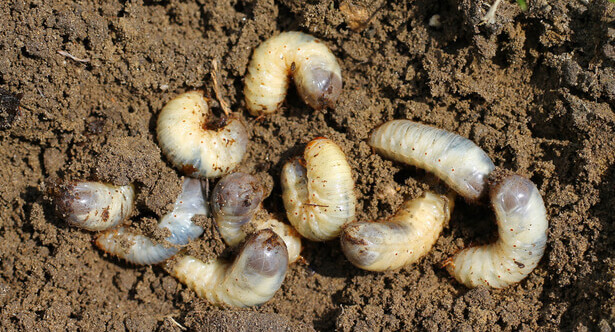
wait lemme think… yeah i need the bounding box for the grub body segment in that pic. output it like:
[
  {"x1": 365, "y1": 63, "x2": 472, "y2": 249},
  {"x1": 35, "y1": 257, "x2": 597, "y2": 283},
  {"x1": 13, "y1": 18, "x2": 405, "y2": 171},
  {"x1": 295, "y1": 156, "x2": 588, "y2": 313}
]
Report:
[
  {"x1": 244, "y1": 31, "x2": 342, "y2": 115},
  {"x1": 446, "y1": 174, "x2": 548, "y2": 288},
  {"x1": 368, "y1": 120, "x2": 495, "y2": 201},
  {"x1": 281, "y1": 138, "x2": 356, "y2": 241}
]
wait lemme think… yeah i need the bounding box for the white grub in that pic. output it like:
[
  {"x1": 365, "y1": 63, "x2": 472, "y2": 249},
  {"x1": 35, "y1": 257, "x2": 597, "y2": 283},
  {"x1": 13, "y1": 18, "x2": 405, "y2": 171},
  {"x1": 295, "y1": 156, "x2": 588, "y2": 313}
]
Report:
[
  {"x1": 95, "y1": 178, "x2": 207, "y2": 265},
  {"x1": 445, "y1": 173, "x2": 548, "y2": 288},
  {"x1": 171, "y1": 229, "x2": 288, "y2": 307},
  {"x1": 281, "y1": 137, "x2": 357, "y2": 241},
  {"x1": 156, "y1": 91, "x2": 248, "y2": 178},
  {"x1": 368, "y1": 120, "x2": 495, "y2": 201},
  {"x1": 49, "y1": 181, "x2": 134, "y2": 231},
  {"x1": 244, "y1": 31, "x2": 342, "y2": 116},
  {"x1": 341, "y1": 192, "x2": 454, "y2": 271},
  {"x1": 212, "y1": 172, "x2": 302, "y2": 263}
]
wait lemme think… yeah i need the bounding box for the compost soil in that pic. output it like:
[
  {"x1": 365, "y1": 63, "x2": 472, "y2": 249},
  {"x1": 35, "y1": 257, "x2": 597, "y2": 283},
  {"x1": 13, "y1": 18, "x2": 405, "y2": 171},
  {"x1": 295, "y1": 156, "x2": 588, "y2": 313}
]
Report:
[{"x1": 1, "y1": 0, "x2": 615, "y2": 330}]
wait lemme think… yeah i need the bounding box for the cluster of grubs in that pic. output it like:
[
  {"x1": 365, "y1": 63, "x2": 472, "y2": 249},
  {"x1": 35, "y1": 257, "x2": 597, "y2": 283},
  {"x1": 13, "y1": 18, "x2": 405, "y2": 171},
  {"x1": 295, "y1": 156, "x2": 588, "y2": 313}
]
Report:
[{"x1": 48, "y1": 31, "x2": 548, "y2": 307}]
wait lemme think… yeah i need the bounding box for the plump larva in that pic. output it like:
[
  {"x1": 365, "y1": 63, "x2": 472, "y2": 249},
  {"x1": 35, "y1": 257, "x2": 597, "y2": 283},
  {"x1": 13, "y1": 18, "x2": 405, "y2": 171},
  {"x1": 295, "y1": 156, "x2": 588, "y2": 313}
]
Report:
[
  {"x1": 368, "y1": 120, "x2": 495, "y2": 201},
  {"x1": 244, "y1": 31, "x2": 343, "y2": 115},
  {"x1": 49, "y1": 181, "x2": 135, "y2": 231},
  {"x1": 212, "y1": 172, "x2": 302, "y2": 263},
  {"x1": 95, "y1": 178, "x2": 207, "y2": 265},
  {"x1": 157, "y1": 90, "x2": 248, "y2": 178},
  {"x1": 341, "y1": 192, "x2": 454, "y2": 271},
  {"x1": 170, "y1": 229, "x2": 288, "y2": 307},
  {"x1": 445, "y1": 174, "x2": 548, "y2": 288},
  {"x1": 281, "y1": 137, "x2": 356, "y2": 241}
]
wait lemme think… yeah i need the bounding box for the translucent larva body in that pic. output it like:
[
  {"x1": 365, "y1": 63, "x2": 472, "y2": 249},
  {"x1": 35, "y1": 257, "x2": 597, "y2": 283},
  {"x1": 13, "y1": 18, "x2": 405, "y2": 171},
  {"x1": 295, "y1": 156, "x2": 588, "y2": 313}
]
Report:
[
  {"x1": 256, "y1": 217, "x2": 302, "y2": 265},
  {"x1": 212, "y1": 172, "x2": 265, "y2": 247},
  {"x1": 244, "y1": 31, "x2": 343, "y2": 116},
  {"x1": 212, "y1": 172, "x2": 302, "y2": 263},
  {"x1": 157, "y1": 91, "x2": 248, "y2": 178},
  {"x1": 341, "y1": 192, "x2": 454, "y2": 272},
  {"x1": 50, "y1": 181, "x2": 135, "y2": 231},
  {"x1": 446, "y1": 174, "x2": 548, "y2": 288},
  {"x1": 368, "y1": 120, "x2": 495, "y2": 201},
  {"x1": 281, "y1": 138, "x2": 356, "y2": 241},
  {"x1": 171, "y1": 229, "x2": 288, "y2": 307},
  {"x1": 95, "y1": 178, "x2": 207, "y2": 265}
]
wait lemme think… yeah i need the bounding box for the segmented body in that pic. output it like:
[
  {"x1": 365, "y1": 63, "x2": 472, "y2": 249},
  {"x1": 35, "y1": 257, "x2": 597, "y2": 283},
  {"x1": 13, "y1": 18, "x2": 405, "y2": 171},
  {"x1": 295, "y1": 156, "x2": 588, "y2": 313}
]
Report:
[
  {"x1": 50, "y1": 181, "x2": 134, "y2": 231},
  {"x1": 171, "y1": 229, "x2": 288, "y2": 307},
  {"x1": 244, "y1": 31, "x2": 342, "y2": 115},
  {"x1": 212, "y1": 172, "x2": 302, "y2": 263},
  {"x1": 157, "y1": 91, "x2": 248, "y2": 178},
  {"x1": 368, "y1": 120, "x2": 495, "y2": 201},
  {"x1": 281, "y1": 138, "x2": 356, "y2": 241},
  {"x1": 341, "y1": 192, "x2": 453, "y2": 271},
  {"x1": 95, "y1": 178, "x2": 207, "y2": 265},
  {"x1": 446, "y1": 174, "x2": 548, "y2": 288}
]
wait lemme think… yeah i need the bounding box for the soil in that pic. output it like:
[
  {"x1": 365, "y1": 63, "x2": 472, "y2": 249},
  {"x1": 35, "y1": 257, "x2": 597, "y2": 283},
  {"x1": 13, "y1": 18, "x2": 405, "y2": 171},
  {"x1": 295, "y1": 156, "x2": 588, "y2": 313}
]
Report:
[{"x1": 1, "y1": 0, "x2": 614, "y2": 330}]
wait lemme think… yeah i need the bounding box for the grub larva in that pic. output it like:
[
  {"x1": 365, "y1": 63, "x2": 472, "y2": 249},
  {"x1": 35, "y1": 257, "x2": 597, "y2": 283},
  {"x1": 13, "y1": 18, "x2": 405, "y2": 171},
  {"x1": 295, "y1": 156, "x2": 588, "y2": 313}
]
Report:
[
  {"x1": 95, "y1": 177, "x2": 207, "y2": 265},
  {"x1": 281, "y1": 137, "x2": 357, "y2": 241},
  {"x1": 170, "y1": 229, "x2": 288, "y2": 307},
  {"x1": 340, "y1": 191, "x2": 454, "y2": 271},
  {"x1": 157, "y1": 90, "x2": 248, "y2": 178},
  {"x1": 445, "y1": 173, "x2": 548, "y2": 288},
  {"x1": 212, "y1": 172, "x2": 302, "y2": 263},
  {"x1": 49, "y1": 181, "x2": 135, "y2": 231},
  {"x1": 212, "y1": 172, "x2": 266, "y2": 247},
  {"x1": 368, "y1": 120, "x2": 495, "y2": 201},
  {"x1": 244, "y1": 31, "x2": 343, "y2": 116}
]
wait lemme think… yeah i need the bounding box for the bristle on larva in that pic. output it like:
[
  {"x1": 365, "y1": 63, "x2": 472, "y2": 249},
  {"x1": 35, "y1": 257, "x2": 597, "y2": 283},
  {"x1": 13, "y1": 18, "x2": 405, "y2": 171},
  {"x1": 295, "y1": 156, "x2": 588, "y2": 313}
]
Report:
[
  {"x1": 49, "y1": 181, "x2": 134, "y2": 231},
  {"x1": 244, "y1": 31, "x2": 342, "y2": 115},
  {"x1": 445, "y1": 174, "x2": 548, "y2": 288},
  {"x1": 170, "y1": 229, "x2": 288, "y2": 307},
  {"x1": 157, "y1": 90, "x2": 248, "y2": 178},
  {"x1": 368, "y1": 120, "x2": 495, "y2": 201},
  {"x1": 281, "y1": 137, "x2": 356, "y2": 241},
  {"x1": 212, "y1": 172, "x2": 302, "y2": 263},
  {"x1": 95, "y1": 177, "x2": 207, "y2": 265},
  {"x1": 341, "y1": 191, "x2": 454, "y2": 271}
]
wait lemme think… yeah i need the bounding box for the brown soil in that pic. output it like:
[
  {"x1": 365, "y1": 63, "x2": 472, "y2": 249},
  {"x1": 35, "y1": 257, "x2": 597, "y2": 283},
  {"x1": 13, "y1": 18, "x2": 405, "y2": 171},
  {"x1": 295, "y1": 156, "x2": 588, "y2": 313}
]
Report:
[{"x1": 1, "y1": 0, "x2": 614, "y2": 330}]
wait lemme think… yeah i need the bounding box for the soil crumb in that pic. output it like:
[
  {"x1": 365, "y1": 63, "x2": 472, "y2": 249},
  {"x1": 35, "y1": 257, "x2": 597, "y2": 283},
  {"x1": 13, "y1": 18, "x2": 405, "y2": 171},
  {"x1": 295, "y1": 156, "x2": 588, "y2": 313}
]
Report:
[{"x1": 185, "y1": 310, "x2": 315, "y2": 332}]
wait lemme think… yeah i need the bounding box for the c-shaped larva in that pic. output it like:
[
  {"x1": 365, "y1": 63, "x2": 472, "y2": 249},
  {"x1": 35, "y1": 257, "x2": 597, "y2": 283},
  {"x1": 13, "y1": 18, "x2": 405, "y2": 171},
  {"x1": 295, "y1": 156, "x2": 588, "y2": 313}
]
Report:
[
  {"x1": 95, "y1": 177, "x2": 207, "y2": 265},
  {"x1": 157, "y1": 90, "x2": 248, "y2": 178},
  {"x1": 170, "y1": 229, "x2": 288, "y2": 307},
  {"x1": 212, "y1": 172, "x2": 302, "y2": 263},
  {"x1": 244, "y1": 31, "x2": 342, "y2": 116},
  {"x1": 368, "y1": 120, "x2": 495, "y2": 201},
  {"x1": 445, "y1": 173, "x2": 548, "y2": 288},
  {"x1": 340, "y1": 191, "x2": 454, "y2": 271},
  {"x1": 281, "y1": 137, "x2": 357, "y2": 241},
  {"x1": 49, "y1": 181, "x2": 135, "y2": 231}
]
